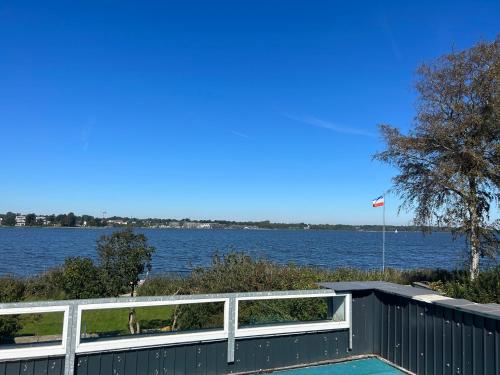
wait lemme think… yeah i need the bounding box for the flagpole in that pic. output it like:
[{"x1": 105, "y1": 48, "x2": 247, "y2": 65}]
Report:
[{"x1": 382, "y1": 194, "x2": 386, "y2": 273}]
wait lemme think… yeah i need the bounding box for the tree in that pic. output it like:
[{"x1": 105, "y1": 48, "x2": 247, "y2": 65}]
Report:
[
  {"x1": 25, "y1": 213, "x2": 37, "y2": 226},
  {"x1": 63, "y1": 212, "x2": 77, "y2": 227},
  {"x1": 97, "y1": 229, "x2": 155, "y2": 296},
  {"x1": 2, "y1": 212, "x2": 16, "y2": 226},
  {"x1": 59, "y1": 257, "x2": 105, "y2": 299},
  {"x1": 55, "y1": 214, "x2": 66, "y2": 226},
  {"x1": 46, "y1": 214, "x2": 56, "y2": 226},
  {"x1": 97, "y1": 229, "x2": 155, "y2": 333},
  {"x1": 375, "y1": 37, "x2": 499, "y2": 280}
]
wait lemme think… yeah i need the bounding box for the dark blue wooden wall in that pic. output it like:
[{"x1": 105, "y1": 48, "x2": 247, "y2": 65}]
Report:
[
  {"x1": 373, "y1": 291, "x2": 499, "y2": 375},
  {"x1": 0, "y1": 358, "x2": 64, "y2": 375},
  {"x1": 73, "y1": 330, "x2": 352, "y2": 375}
]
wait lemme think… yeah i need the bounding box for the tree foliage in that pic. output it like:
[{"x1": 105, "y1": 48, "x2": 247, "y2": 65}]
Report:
[
  {"x1": 25, "y1": 213, "x2": 37, "y2": 226},
  {"x1": 375, "y1": 37, "x2": 499, "y2": 279},
  {"x1": 2, "y1": 212, "x2": 16, "y2": 226},
  {"x1": 98, "y1": 228, "x2": 156, "y2": 297},
  {"x1": 60, "y1": 257, "x2": 106, "y2": 299}
]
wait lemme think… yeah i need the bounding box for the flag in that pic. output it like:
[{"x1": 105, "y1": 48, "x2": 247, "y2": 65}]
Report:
[{"x1": 372, "y1": 196, "x2": 384, "y2": 207}]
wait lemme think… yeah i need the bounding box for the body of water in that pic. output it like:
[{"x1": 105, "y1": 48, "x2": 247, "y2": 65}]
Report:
[{"x1": 0, "y1": 227, "x2": 474, "y2": 276}]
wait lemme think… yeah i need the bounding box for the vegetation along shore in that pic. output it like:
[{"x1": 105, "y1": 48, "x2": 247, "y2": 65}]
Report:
[{"x1": 0, "y1": 229, "x2": 498, "y2": 345}]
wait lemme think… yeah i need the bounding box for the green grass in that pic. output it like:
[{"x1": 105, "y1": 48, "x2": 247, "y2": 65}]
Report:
[
  {"x1": 17, "y1": 306, "x2": 174, "y2": 338},
  {"x1": 18, "y1": 312, "x2": 64, "y2": 336},
  {"x1": 81, "y1": 306, "x2": 174, "y2": 336}
]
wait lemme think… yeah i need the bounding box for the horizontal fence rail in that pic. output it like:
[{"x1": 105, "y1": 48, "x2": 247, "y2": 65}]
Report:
[{"x1": 0, "y1": 290, "x2": 351, "y2": 375}]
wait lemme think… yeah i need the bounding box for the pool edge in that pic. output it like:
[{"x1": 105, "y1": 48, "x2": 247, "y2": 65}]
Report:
[{"x1": 230, "y1": 354, "x2": 415, "y2": 374}]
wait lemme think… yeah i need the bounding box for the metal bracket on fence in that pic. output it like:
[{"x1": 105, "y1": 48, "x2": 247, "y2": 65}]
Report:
[{"x1": 227, "y1": 296, "x2": 237, "y2": 363}]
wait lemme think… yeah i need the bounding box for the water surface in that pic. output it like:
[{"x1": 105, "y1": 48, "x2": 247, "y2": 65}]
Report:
[
  {"x1": 272, "y1": 358, "x2": 404, "y2": 374},
  {"x1": 0, "y1": 228, "x2": 472, "y2": 276}
]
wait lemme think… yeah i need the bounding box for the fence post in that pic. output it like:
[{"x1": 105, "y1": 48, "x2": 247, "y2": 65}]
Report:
[
  {"x1": 64, "y1": 302, "x2": 79, "y2": 375},
  {"x1": 227, "y1": 297, "x2": 237, "y2": 363},
  {"x1": 347, "y1": 293, "x2": 353, "y2": 350}
]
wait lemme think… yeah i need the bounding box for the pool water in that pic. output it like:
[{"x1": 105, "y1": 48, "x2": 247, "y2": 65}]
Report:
[{"x1": 272, "y1": 358, "x2": 405, "y2": 374}]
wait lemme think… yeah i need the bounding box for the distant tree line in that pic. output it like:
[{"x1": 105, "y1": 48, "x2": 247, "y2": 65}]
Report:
[
  {"x1": 0, "y1": 212, "x2": 109, "y2": 227},
  {"x1": 0, "y1": 211, "x2": 453, "y2": 231}
]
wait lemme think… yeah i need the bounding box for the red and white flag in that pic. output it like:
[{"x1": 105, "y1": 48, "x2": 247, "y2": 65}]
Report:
[{"x1": 372, "y1": 196, "x2": 384, "y2": 207}]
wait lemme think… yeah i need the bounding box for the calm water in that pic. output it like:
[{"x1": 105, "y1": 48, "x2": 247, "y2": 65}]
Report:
[
  {"x1": 0, "y1": 227, "x2": 473, "y2": 276},
  {"x1": 273, "y1": 358, "x2": 404, "y2": 374}
]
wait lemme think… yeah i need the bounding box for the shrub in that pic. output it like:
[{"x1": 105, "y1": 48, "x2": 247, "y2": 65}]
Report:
[
  {"x1": 0, "y1": 276, "x2": 25, "y2": 303},
  {"x1": 0, "y1": 276, "x2": 25, "y2": 343},
  {"x1": 59, "y1": 257, "x2": 106, "y2": 299},
  {"x1": 138, "y1": 252, "x2": 497, "y2": 331},
  {"x1": 432, "y1": 266, "x2": 500, "y2": 303},
  {"x1": 23, "y1": 267, "x2": 65, "y2": 301},
  {"x1": 137, "y1": 275, "x2": 186, "y2": 297}
]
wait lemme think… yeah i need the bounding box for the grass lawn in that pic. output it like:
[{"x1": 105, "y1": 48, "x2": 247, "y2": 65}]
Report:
[
  {"x1": 81, "y1": 305, "x2": 174, "y2": 336},
  {"x1": 18, "y1": 312, "x2": 64, "y2": 336},
  {"x1": 17, "y1": 306, "x2": 174, "y2": 338}
]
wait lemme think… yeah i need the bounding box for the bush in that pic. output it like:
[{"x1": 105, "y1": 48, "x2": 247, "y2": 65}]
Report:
[
  {"x1": 23, "y1": 268, "x2": 65, "y2": 301},
  {"x1": 137, "y1": 252, "x2": 497, "y2": 331},
  {"x1": 185, "y1": 252, "x2": 323, "y2": 293},
  {"x1": 0, "y1": 276, "x2": 25, "y2": 303},
  {"x1": 431, "y1": 266, "x2": 500, "y2": 303},
  {"x1": 0, "y1": 276, "x2": 25, "y2": 343},
  {"x1": 0, "y1": 316, "x2": 21, "y2": 344},
  {"x1": 137, "y1": 275, "x2": 186, "y2": 297},
  {"x1": 60, "y1": 257, "x2": 106, "y2": 299}
]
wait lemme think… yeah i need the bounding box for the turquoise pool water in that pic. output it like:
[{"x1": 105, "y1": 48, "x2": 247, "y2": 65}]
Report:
[{"x1": 272, "y1": 358, "x2": 405, "y2": 374}]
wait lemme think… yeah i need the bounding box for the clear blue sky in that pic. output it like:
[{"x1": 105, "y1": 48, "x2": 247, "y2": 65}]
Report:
[{"x1": 1, "y1": 1, "x2": 498, "y2": 224}]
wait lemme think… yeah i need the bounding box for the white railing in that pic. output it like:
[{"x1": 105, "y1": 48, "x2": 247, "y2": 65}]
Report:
[
  {"x1": 0, "y1": 290, "x2": 351, "y2": 375},
  {"x1": 0, "y1": 305, "x2": 70, "y2": 361},
  {"x1": 75, "y1": 297, "x2": 230, "y2": 354},
  {"x1": 235, "y1": 292, "x2": 350, "y2": 337}
]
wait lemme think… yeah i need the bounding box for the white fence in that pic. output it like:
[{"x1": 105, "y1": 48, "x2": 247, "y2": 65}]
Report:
[{"x1": 0, "y1": 290, "x2": 351, "y2": 375}]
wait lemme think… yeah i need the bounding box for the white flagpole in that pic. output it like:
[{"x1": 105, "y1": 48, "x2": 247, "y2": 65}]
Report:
[{"x1": 382, "y1": 195, "x2": 386, "y2": 273}]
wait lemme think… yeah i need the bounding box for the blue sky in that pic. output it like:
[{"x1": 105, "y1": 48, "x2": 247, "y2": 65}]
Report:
[{"x1": 0, "y1": 1, "x2": 498, "y2": 224}]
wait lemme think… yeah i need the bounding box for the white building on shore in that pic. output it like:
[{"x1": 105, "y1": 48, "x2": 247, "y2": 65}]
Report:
[{"x1": 15, "y1": 215, "x2": 26, "y2": 226}]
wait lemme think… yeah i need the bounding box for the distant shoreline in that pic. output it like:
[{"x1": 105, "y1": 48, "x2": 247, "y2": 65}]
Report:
[
  {"x1": 0, "y1": 212, "x2": 456, "y2": 231},
  {"x1": 0, "y1": 225, "x2": 453, "y2": 233}
]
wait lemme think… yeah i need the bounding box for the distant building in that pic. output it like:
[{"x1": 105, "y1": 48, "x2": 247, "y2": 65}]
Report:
[
  {"x1": 15, "y1": 215, "x2": 26, "y2": 226},
  {"x1": 36, "y1": 216, "x2": 49, "y2": 225},
  {"x1": 107, "y1": 219, "x2": 128, "y2": 226},
  {"x1": 168, "y1": 221, "x2": 181, "y2": 228},
  {"x1": 182, "y1": 221, "x2": 211, "y2": 229}
]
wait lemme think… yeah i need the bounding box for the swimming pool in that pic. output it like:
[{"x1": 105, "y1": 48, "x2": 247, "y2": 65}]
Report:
[{"x1": 271, "y1": 358, "x2": 406, "y2": 374}]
